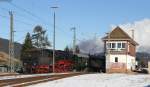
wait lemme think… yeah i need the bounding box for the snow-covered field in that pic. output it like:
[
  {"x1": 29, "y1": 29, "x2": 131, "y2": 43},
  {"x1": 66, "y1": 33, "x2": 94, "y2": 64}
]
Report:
[{"x1": 28, "y1": 73, "x2": 150, "y2": 87}]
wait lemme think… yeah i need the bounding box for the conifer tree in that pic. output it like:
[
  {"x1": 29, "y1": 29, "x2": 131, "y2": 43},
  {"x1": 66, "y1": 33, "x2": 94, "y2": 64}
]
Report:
[{"x1": 21, "y1": 32, "x2": 33, "y2": 62}]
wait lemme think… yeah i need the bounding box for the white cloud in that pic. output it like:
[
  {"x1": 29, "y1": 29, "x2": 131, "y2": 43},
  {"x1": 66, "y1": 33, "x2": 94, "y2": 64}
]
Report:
[
  {"x1": 117, "y1": 18, "x2": 150, "y2": 52},
  {"x1": 79, "y1": 18, "x2": 150, "y2": 54}
]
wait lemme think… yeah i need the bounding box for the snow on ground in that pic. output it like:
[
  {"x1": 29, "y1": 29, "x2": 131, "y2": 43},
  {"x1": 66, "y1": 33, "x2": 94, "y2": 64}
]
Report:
[
  {"x1": 28, "y1": 73, "x2": 150, "y2": 87},
  {"x1": 0, "y1": 73, "x2": 69, "y2": 80}
]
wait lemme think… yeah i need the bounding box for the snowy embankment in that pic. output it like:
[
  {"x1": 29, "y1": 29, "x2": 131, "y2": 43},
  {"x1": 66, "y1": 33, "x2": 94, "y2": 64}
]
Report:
[{"x1": 28, "y1": 73, "x2": 150, "y2": 87}]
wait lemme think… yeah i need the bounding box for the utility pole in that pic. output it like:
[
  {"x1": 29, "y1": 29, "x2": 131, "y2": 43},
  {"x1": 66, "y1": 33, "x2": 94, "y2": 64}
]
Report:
[
  {"x1": 9, "y1": 11, "x2": 14, "y2": 73},
  {"x1": 71, "y1": 27, "x2": 76, "y2": 55},
  {"x1": 51, "y1": 6, "x2": 58, "y2": 73}
]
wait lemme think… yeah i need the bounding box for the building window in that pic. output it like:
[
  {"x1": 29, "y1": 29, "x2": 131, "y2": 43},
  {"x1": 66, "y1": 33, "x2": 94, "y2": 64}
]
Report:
[
  {"x1": 122, "y1": 43, "x2": 126, "y2": 48},
  {"x1": 112, "y1": 43, "x2": 116, "y2": 48},
  {"x1": 107, "y1": 43, "x2": 111, "y2": 49},
  {"x1": 117, "y1": 43, "x2": 121, "y2": 48},
  {"x1": 115, "y1": 57, "x2": 118, "y2": 62},
  {"x1": 106, "y1": 42, "x2": 126, "y2": 50}
]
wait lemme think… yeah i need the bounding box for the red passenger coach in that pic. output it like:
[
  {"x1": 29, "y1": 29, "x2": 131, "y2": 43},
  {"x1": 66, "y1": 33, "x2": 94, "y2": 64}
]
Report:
[
  {"x1": 55, "y1": 60, "x2": 74, "y2": 73},
  {"x1": 33, "y1": 65, "x2": 50, "y2": 73},
  {"x1": 33, "y1": 60, "x2": 74, "y2": 73}
]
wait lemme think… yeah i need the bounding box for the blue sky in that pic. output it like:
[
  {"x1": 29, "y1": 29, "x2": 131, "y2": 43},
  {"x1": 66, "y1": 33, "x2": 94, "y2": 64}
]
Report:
[{"x1": 0, "y1": 0, "x2": 150, "y2": 50}]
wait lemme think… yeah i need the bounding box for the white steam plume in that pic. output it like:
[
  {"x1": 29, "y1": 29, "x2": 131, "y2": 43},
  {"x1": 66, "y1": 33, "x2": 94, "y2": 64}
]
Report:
[{"x1": 78, "y1": 37, "x2": 104, "y2": 54}]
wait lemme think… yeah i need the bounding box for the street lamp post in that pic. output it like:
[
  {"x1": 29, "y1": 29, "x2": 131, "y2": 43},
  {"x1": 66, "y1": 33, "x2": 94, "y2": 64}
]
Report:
[{"x1": 51, "y1": 6, "x2": 58, "y2": 73}]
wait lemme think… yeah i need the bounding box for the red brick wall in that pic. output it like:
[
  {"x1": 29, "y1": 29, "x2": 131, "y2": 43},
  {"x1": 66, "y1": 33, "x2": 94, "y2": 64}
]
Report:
[{"x1": 128, "y1": 43, "x2": 136, "y2": 57}]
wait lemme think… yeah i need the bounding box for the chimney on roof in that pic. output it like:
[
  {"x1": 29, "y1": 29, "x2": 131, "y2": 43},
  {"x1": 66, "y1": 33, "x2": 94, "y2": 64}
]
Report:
[{"x1": 131, "y1": 29, "x2": 134, "y2": 40}]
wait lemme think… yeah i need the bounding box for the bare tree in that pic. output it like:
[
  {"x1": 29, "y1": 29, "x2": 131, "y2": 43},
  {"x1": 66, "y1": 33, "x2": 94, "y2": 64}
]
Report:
[{"x1": 32, "y1": 25, "x2": 51, "y2": 49}]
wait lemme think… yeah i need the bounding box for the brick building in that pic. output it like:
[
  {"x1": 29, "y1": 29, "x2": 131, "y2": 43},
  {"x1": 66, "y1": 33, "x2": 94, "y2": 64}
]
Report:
[{"x1": 102, "y1": 26, "x2": 138, "y2": 73}]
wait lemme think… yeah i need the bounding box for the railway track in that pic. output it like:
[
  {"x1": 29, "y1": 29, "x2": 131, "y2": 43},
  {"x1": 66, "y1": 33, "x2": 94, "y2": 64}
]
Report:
[
  {"x1": 0, "y1": 72, "x2": 86, "y2": 87},
  {"x1": 0, "y1": 73, "x2": 19, "y2": 77}
]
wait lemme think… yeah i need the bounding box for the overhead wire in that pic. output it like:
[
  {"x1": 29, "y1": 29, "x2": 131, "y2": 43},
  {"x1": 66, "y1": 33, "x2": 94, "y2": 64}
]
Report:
[
  {"x1": 0, "y1": 6, "x2": 43, "y2": 26},
  {"x1": 1, "y1": 2, "x2": 82, "y2": 45},
  {"x1": 8, "y1": 2, "x2": 74, "y2": 39},
  {"x1": 0, "y1": 13, "x2": 34, "y2": 26}
]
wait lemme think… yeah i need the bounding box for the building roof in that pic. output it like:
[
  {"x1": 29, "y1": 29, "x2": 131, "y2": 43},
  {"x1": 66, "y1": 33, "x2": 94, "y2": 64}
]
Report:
[{"x1": 102, "y1": 26, "x2": 139, "y2": 45}]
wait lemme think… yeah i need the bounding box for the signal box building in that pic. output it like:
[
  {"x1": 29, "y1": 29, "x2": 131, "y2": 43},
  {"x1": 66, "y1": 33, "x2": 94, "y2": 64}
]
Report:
[{"x1": 102, "y1": 27, "x2": 138, "y2": 73}]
